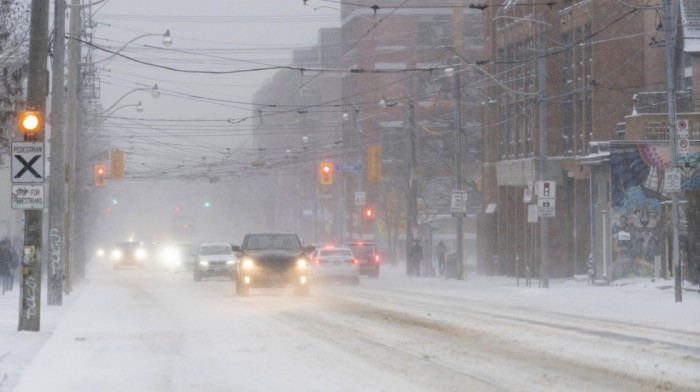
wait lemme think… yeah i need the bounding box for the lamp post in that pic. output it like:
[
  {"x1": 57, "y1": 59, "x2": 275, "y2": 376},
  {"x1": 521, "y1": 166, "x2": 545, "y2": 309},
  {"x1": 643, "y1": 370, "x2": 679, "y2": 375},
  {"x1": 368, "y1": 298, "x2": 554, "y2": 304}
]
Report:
[{"x1": 64, "y1": 19, "x2": 170, "y2": 288}]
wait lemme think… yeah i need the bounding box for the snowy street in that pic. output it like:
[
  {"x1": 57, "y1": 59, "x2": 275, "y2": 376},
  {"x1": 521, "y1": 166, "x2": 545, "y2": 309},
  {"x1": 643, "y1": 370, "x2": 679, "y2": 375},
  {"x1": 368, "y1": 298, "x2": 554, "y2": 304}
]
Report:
[{"x1": 2, "y1": 261, "x2": 699, "y2": 392}]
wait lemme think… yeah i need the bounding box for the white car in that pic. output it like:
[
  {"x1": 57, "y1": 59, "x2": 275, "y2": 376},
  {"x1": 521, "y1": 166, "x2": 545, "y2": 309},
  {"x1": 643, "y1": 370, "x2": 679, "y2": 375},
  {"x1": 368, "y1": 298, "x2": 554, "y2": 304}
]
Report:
[
  {"x1": 194, "y1": 243, "x2": 236, "y2": 281},
  {"x1": 310, "y1": 247, "x2": 359, "y2": 285}
]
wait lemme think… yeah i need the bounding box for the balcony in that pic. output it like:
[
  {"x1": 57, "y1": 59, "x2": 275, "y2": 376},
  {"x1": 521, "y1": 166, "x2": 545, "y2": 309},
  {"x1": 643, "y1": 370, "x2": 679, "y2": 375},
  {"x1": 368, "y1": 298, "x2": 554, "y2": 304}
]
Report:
[{"x1": 624, "y1": 113, "x2": 700, "y2": 141}]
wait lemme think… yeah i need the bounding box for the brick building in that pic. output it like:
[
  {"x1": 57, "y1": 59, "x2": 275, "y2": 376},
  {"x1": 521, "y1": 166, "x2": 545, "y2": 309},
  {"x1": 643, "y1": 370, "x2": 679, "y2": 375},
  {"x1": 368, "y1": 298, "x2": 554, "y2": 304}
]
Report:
[{"x1": 478, "y1": 0, "x2": 669, "y2": 278}]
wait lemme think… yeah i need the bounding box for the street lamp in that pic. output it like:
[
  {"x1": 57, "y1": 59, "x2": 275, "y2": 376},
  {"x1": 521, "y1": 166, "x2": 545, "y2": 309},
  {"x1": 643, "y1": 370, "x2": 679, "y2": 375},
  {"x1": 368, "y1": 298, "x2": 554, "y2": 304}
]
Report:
[
  {"x1": 100, "y1": 84, "x2": 159, "y2": 114},
  {"x1": 81, "y1": 30, "x2": 173, "y2": 66}
]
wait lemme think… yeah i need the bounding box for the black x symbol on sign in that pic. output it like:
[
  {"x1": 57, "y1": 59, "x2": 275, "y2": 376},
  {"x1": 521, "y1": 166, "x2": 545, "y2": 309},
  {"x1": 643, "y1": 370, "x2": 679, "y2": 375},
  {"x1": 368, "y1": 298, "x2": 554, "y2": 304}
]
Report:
[{"x1": 14, "y1": 155, "x2": 42, "y2": 179}]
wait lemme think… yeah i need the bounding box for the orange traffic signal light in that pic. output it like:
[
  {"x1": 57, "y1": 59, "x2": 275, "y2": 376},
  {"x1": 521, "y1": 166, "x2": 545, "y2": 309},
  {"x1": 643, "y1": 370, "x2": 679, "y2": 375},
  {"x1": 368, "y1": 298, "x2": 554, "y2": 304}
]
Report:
[
  {"x1": 94, "y1": 164, "x2": 107, "y2": 186},
  {"x1": 18, "y1": 110, "x2": 42, "y2": 133},
  {"x1": 320, "y1": 162, "x2": 333, "y2": 184}
]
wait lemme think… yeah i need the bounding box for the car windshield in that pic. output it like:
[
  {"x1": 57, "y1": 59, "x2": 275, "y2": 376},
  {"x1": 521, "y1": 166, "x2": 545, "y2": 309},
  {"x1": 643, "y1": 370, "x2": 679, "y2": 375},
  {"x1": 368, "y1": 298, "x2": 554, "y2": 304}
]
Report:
[
  {"x1": 244, "y1": 234, "x2": 301, "y2": 251},
  {"x1": 199, "y1": 245, "x2": 232, "y2": 256},
  {"x1": 347, "y1": 244, "x2": 374, "y2": 256},
  {"x1": 320, "y1": 249, "x2": 352, "y2": 258}
]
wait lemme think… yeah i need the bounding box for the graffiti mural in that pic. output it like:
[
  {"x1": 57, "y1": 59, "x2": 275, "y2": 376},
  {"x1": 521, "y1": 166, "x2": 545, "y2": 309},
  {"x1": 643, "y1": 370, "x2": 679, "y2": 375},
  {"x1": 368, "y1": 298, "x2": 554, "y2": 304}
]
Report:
[{"x1": 610, "y1": 142, "x2": 700, "y2": 278}]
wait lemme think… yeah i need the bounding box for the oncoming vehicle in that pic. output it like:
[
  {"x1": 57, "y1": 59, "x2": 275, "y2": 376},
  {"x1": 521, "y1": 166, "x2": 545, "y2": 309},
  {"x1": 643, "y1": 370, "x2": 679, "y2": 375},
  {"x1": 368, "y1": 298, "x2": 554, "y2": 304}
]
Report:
[
  {"x1": 159, "y1": 242, "x2": 199, "y2": 272},
  {"x1": 111, "y1": 241, "x2": 147, "y2": 270},
  {"x1": 345, "y1": 241, "x2": 380, "y2": 278},
  {"x1": 233, "y1": 232, "x2": 315, "y2": 296},
  {"x1": 310, "y1": 246, "x2": 360, "y2": 285},
  {"x1": 194, "y1": 243, "x2": 236, "y2": 281}
]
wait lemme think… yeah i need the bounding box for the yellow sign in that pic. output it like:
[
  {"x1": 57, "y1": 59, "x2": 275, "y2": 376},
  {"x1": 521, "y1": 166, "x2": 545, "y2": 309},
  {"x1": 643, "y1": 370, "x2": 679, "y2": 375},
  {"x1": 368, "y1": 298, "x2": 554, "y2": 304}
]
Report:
[
  {"x1": 367, "y1": 145, "x2": 381, "y2": 182},
  {"x1": 110, "y1": 150, "x2": 124, "y2": 179}
]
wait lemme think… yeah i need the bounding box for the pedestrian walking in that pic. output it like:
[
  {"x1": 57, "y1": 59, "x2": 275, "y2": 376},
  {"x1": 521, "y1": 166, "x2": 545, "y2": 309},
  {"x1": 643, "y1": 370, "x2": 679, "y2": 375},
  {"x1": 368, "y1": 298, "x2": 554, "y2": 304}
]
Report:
[
  {"x1": 409, "y1": 240, "x2": 423, "y2": 277},
  {"x1": 0, "y1": 238, "x2": 16, "y2": 294},
  {"x1": 435, "y1": 241, "x2": 447, "y2": 277}
]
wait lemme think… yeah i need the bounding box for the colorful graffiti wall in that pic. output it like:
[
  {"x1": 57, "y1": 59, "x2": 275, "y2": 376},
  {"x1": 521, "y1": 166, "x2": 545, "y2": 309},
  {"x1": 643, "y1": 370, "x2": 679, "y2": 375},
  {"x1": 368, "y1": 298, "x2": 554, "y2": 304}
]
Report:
[{"x1": 610, "y1": 142, "x2": 700, "y2": 278}]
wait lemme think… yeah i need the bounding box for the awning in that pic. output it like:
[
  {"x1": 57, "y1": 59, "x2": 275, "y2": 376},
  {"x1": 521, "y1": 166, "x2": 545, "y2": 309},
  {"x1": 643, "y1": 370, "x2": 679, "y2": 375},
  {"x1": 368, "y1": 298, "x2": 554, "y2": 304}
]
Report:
[{"x1": 485, "y1": 203, "x2": 497, "y2": 214}]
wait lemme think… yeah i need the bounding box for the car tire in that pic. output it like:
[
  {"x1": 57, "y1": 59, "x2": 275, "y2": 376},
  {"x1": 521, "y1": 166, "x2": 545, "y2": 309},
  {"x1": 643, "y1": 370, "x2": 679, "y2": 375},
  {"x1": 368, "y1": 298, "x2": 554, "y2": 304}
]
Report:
[
  {"x1": 193, "y1": 272, "x2": 202, "y2": 281},
  {"x1": 112, "y1": 263, "x2": 119, "y2": 270},
  {"x1": 349, "y1": 276, "x2": 360, "y2": 286},
  {"x1": 236, "y1": 277, "x2": 249, "y2": 296}
]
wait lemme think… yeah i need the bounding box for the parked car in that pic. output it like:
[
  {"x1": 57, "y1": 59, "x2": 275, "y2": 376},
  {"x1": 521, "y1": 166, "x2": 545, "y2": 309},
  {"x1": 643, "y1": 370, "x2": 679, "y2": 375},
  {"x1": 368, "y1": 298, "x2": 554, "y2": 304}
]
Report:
[
  {"x1": 345, "y1": 241, "x2": 380, "y2": 278},
  {"x1": 111, "y1": 241, "x2": 147, "y2": 270},
  {"x1": 310, "y1": 246, "x2": 359, "y2": 285},
  {"x1": 233, "y1": 232, "x2": 314, "y2": 296},
  {"x1": 194, "y1": 243, "x2": 237, "y2": 281}
]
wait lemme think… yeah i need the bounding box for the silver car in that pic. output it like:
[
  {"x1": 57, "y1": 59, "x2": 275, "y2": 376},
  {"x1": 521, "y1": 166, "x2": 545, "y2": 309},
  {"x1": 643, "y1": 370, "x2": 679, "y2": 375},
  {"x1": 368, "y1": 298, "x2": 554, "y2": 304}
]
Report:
[{"x1": 194, "y1": 243, "x2": 236, "y2": 281}]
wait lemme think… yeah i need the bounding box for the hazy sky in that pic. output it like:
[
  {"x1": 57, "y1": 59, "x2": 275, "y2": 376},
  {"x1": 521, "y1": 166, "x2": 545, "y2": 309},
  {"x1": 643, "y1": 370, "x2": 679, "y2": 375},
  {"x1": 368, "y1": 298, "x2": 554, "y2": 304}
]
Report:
[{"x1": 86, "y1": 0, "x2": 340, "y2": 174}]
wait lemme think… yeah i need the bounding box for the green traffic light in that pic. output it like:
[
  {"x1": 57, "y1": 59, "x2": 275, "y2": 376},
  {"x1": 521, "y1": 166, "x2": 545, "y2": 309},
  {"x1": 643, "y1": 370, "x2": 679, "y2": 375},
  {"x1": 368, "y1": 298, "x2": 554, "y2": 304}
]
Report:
[
  {"x1": 204, "y1": 201, "x2": 211, "y2": 208},
  {"x1": 112, "y1": 199, "x2": 118, "y2": 205}
]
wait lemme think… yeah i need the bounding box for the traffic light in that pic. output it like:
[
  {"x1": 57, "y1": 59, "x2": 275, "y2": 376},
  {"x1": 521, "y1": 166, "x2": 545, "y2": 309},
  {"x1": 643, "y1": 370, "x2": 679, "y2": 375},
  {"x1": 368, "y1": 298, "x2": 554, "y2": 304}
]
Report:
[
  {"x1": 364, "y1": 208, "x2": 374, "y2": 221},
  {"x1": 175, "y1": 206, "x2": 181, "y2": 213},
  {"x1": 18, "y1": 110, "x2": 42, "y2": 133},
  {"x1": 204, "y1": 201, "x2": 211, "y2": 208},
  {"x1": 320, "y1": 162, "x2": 333, "y2": 184},
  {"x1": 94, "y1": 164, "x2": 107, "y2": 186},
  {"x1": 112, "y1": 198, "x2": 118, "y2": 205}
]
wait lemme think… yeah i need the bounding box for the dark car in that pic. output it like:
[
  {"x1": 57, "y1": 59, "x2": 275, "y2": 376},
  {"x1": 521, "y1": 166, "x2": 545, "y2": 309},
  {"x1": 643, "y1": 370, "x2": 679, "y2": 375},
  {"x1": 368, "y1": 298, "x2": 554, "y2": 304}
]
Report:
[
  {"x1": 345, "y1": 241, "x2": 380, "y2": 278},
  {"x1": 111, "y1": 241, "x2": 148, "y2": 270},
  {"x1": 233, "y1": 232, "x2": 314, "y2": 296}
]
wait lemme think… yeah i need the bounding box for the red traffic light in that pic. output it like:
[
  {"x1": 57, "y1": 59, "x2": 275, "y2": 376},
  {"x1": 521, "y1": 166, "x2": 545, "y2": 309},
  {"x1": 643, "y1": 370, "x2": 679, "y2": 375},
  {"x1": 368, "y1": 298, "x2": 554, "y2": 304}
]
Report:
[
  {"x1": 364, "y1": 208, "x2": 374, "y2": 219},
  {"x1": 320, "y1": 162, "x2": 333, "y2": 184},
  {"x1": 94, "y1": 164, "x2": 107, "y2": 186}
]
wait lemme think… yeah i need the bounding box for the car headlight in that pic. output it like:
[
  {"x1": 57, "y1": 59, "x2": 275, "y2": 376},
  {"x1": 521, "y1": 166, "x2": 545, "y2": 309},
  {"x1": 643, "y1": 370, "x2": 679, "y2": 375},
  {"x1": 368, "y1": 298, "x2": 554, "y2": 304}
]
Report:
[
  {"x1": 135, "y1": 248, "x2": 147, "y2": 260},
  {"x1": 242, "y1": 258, "x2": 254, "y2": 269},
  {"x1": 96, "y1": 248, "x2": 105, "y2": 257},
  {"x1": 111, "y1": 249, "x2": 123, "y2": 260},
  {"x1": 226, "y1": 260, "x2": 236, "y2": 265},
  {"x1": 199, "y1": 260, "x2": 209, "y2": 267},
  {"x1": 296, "y1": 258, "x2": 308, "y2": 268}
]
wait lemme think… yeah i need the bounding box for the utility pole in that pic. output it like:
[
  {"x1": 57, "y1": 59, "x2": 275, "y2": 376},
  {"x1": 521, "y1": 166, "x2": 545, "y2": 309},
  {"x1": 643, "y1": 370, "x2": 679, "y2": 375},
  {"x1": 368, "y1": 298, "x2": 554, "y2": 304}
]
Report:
[
  {"x1": 662, "y1": 0, "x2": 681, "y2": 302},
  {"x1": 405, "y1": 77, "x2": 417, "y2": 276},
  {"x1": 453, "y1": 57, "x2": 464, "y2": 280},
  {"x1": 18, "y1": 0, "x2": 49, "y2": 331},
  {"x1": 64, "y1": 0, "x2": 81, "y2": 292},
  {"x1": 47, "y1": 0, "x2": 66, "y2": 306},
  {"x1": 537, "y1": 14, "x2": 549, "y2": 289}
]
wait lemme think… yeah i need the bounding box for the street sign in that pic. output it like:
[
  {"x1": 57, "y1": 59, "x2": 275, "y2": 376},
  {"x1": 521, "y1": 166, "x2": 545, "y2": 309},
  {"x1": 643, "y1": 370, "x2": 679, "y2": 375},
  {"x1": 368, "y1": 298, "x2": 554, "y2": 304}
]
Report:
[
  {"x1": 537, "y1": 198, "x2": 556, "y2": 208},
  {"x1": 451, "y1": 190, "x2": 467, "y2": 214},
  {"x1": 11, "y1": 142, "x2": 44, "y2": 183},
  {"x1": 536, "y1": 180, "x2": 556, "y2": 199},
  {"x1": 335, "y1": 163, "x2": 363, "y2": 171},
  {"x1": 664, "y1": 168, "x2": 681, "y2": 193},
  {"x1": 677, "y1": 120, "x2": 690, "y2": 158},
  {"x1": 355, "y1": 191, "x2": 366, "y2": 205},
  {"x1": 523, "y1": 187, "x2": 532, "y2": 203},
  {"x1": 538, "y1": 206, "x2": 556, "y2": 218},
  {"x1": 527, "y1": 204, "x2": 539, "y2": 222},
  {"x1": 11, "y1": 184, "x2": 44, "y2": 209}
]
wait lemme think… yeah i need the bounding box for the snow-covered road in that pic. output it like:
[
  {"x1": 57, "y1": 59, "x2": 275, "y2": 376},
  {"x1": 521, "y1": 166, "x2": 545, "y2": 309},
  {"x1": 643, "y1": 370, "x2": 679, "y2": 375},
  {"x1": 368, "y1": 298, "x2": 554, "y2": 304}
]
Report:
[{"x1": 3, "y1": 260, "x2": 699, "y2": 392}]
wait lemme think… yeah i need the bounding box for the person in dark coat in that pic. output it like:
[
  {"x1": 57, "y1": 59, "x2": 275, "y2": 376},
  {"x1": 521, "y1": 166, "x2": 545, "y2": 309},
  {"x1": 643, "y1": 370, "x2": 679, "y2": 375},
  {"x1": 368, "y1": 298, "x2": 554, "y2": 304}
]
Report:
[{"x1": 409, "y1": 240, "x2": 423, "y2": 277}]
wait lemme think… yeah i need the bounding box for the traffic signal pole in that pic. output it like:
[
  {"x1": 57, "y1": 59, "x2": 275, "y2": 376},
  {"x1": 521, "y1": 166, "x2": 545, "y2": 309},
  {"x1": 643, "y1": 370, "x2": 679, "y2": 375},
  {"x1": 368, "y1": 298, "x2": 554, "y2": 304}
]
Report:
[{"x1": 19, "y1": 0, "x2": 49, "y2": 331}]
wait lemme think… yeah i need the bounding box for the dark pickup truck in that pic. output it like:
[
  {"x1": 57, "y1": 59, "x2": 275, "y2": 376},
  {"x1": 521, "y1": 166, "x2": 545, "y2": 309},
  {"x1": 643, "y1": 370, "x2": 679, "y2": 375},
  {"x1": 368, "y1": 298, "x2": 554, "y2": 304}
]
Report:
[{"x1": 233, "y1": 232, "x2": 315, "y2": 296}]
